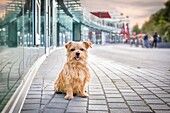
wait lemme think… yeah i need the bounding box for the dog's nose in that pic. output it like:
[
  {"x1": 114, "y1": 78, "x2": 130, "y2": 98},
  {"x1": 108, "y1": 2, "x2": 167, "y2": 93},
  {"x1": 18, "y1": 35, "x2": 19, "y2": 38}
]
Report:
[{"x1": 76, "y1": 52, "x2": 80, "y2": 56}]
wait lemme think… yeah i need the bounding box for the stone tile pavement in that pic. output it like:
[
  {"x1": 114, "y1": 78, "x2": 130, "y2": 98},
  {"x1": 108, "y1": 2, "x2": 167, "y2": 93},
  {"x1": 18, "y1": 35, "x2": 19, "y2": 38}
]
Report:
[{"x1": 20, "y1": 47, "x2": 170, "y2": 113}]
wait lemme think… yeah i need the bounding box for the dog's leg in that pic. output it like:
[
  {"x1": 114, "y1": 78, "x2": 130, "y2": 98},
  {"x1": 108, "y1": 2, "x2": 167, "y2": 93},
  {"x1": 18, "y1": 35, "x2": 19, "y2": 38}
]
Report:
[
  {"x1": 79, "y1": 84, "x2": 89, "y2": 97},
  {"x1": 54, "y1": 79, "x2": 64, "y2": 94},
  {"x1": 54, "y1": 80, "x2": 59, "y2": 92},
  {"x1": 65, "y1": 85, "x2": 74, "y2": 100},
  {"x1": 54, "y1": 85, "x2": 63, "y2": 94}
]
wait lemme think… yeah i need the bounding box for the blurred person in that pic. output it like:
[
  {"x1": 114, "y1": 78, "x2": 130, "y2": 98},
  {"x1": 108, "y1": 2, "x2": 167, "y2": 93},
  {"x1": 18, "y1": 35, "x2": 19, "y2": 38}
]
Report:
[
  {"x1": 130, "y1": 39, "x2": 133, "y2": 46},
  {"x1": 158, "y1": 35, "x2": 162, "y2": 43},
  {"x1": 143, "y1": 34, "x2": 149, "y2": 48},
  {"x1": 152, "y1": 32, "x2": 158, "y2": 48},
  {"x1": 135, "y1": 38, "x2": 138, "y2": 47}
]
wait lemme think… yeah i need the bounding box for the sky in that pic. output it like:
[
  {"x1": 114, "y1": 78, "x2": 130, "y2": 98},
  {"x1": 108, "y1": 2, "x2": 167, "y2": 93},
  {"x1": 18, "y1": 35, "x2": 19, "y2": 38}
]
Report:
[{"x1": 80, "y1": 0, "x2": 168, "y2": 28}]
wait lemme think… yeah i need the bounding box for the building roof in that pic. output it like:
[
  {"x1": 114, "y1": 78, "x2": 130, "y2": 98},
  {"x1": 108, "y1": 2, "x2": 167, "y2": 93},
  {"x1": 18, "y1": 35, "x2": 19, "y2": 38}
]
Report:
[{"x1": 91, "y1": 12, "x2": 111, "y2": 18}]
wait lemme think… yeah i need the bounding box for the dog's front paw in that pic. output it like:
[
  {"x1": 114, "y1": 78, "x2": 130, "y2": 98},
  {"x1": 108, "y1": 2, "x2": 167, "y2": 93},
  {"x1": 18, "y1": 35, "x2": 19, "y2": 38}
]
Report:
[
  {"x1": 65, "y1": 95, "x2": 74, "y2": 100},
  {"x1": 54, "y1": 85, "x2": 59, "y2": 92},
  {"x1": 80, "y1": 93, "x2": 89, "y2": 98}
]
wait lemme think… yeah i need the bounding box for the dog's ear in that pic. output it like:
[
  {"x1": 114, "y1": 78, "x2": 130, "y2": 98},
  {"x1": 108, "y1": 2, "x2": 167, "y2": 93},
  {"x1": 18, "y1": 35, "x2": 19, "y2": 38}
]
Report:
[
  {"x1": 83, "y1": 41, "x2": 92, "y2": 49},
  {"x1": 65, "y1": 41, "x2": 72, "y2": 49}
]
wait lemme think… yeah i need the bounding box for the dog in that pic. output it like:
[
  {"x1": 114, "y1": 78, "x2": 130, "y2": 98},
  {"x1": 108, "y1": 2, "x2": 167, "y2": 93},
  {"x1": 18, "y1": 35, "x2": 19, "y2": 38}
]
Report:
[{"x1": 54, "y1": 41, "x2": 92, "y2": 100}]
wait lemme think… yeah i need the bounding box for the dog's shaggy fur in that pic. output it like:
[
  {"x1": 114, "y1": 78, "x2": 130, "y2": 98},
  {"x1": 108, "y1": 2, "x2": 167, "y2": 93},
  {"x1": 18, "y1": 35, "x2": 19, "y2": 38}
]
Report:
[{"x1": 54, "y1": 41, "x2": 92, "y2": 100}]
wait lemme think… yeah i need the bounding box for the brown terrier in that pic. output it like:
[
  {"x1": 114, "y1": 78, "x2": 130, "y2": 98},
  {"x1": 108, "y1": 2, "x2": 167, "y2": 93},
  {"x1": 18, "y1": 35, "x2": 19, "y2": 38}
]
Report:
[{"x1": 54, "y1": 41, "x2": 92, "y2": 100}]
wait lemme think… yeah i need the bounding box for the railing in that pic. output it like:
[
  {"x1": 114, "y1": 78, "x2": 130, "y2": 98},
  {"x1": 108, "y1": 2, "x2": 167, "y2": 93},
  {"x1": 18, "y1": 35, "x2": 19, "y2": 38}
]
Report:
[{"x1": 63, "y1": 0, "x2": 130, "y2": 32}]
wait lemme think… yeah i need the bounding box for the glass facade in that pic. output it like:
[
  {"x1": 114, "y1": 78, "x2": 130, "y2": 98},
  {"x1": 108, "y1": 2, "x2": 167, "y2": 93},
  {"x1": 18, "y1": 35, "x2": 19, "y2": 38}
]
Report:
[
  {"x1": 58, "y1": 10, "x2": 73, "y2": 45},
  {"x1": 0, "y1": 0, "x2": 45, "y2": 111}
]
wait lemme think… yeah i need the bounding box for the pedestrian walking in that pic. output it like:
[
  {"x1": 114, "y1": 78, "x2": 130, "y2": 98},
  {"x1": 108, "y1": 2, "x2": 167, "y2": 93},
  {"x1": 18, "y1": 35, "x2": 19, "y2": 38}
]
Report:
[
  {"x1": 152, "y1": 32, "x2": 158, "y2": 48},
  {"x1": 143, "y1": 34, "x2": 149, "y2": 48},
  {"x1": 158, "y1": 35, "x2": 162, "y2": 43}
]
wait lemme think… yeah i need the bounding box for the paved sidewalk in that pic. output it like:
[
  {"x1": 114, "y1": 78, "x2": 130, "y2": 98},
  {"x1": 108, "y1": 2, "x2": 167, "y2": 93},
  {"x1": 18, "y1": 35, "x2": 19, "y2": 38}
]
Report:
[{"x1": 21, "y1": 47, "x2": 170, "y2": 113}]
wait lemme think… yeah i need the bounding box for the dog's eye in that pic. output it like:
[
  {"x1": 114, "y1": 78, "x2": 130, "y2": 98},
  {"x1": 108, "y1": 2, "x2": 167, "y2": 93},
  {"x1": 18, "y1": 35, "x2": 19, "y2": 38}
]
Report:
[
  {"x1": 80, "y1": 48, "x2": 84, "y2": 51},
  {"x1": 70, "y1": 48, "x2": 75, "y2": 51}
]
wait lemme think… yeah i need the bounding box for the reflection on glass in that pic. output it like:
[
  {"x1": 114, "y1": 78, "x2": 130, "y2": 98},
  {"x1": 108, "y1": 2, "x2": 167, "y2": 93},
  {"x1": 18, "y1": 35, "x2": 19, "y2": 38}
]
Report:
[{"x1": 0, "y1": 0, "x2": 45, "y2": 112}]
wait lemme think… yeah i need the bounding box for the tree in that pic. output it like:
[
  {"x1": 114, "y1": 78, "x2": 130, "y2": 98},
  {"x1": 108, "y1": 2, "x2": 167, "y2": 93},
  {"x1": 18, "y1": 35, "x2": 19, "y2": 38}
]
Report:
[
  {"x1": 132, "y1": 23, "x2": 141, "y2": 35},
  {"x1": 141, "y1": 0, "x2": 170, "y2": 42}
]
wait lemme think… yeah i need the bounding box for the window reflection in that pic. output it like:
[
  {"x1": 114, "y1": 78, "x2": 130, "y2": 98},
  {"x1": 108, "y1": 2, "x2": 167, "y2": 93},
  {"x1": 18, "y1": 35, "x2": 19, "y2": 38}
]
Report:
[{"x1": 0, "y1": 0, "x2": 45, "y2": 112}]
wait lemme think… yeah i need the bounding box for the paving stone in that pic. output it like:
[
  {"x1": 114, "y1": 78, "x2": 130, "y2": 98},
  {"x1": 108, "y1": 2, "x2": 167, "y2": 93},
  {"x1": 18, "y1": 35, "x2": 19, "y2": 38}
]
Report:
[
  {"x1": 89, "y1": 100, "x2": 107, "y2": 105},
  {"x1": 108, "y1": 102, "x2": 128, "y2": 109},
  {"x1": 157, "y1": 83, "x2": 169, "y2": 87},
  {"x1": 47, "y1": 102, "x2": 67, "y2": 108},
  {"x1": 30, "y1": 86, "x2": 42, "y2": 90},
  {"x1": 42, "y1": 94, "x2": 54, "y2": 99},
  {"x1": 41, "y1": 99, "x2": 49, "y2": 105},
  {"x1": 130, "y1": 106, "x2": 153, "y2": 113},
  {"x1": 89, "y1": 95, "x2": 105, "y2": 100},
  {"x1": 87, "y1": 111, "x2": 108, "y2": 113},
  {"x1": 68, "y1": 101, "x2": 87, "y2": 107},
  {"x1": 102, "y1": 84, "x2": 115, "y2": 88},
  {"x1": 51, "y1": 98, "x2": 69, "y2": 103},
  {"x1": 121, "y1": 92, "x2": 138, "y2": 97},
  {"x1": 107, "y1": 98, "x2": 125, "y2": 103},
  {"x1": 110, "y1": 109, "x2": 131, "y2": 113},
  {"x1": 26, "y1": 94, "x2": 41, "y2": 99},
  {"x1": 43, "y1": 91, "x2": 55, "y2": 95},
  {"x1": 22, "y1": 104, "x2": 40, "y2": 110},
  {"x1": 151, "y1": 90, "x2": 167, "y2": 94},
  {"x1": 89, "y1": 91, "x2": 104, "y2": 95},
  {"x1": 142, "y1": 83, "x2": 156, "y2": 88},
  {"x1": 29, "y1": 88, "x2": 41, "y2": 92},
  {"x1": 144, "y1": 99, "x2": 164, "y2": 104},
  {"x1": 160, "y1": 86, "x2": 170, "y2": 90},
  {"x1": 31, "y1": 83, "x2": 42, "y2": 86},
  {"x1": 116, "y1": 86, "x2": 130, "y2": 89},
  {"x1": 28, "y1": 91, "x2": 41, "y2": 95},
  {"x1": 54, "y1": 94, "x2": 65, "y2": 98},
  {"x1": 147, "y1": 87, "x2": 161, "y2": 91},
  {"x1": 161, "y1": 98, "x2": 170, "y2": 103},
  {"x1": 140, "y1": 94, "x2": 158, "y2": 99},
  {"x1": 156, "y1": 93, "x2": 170, "y2": 98},
  {"x1": 149, "y1": 104, "x2": 170, "y2": 110},
  {"x1": 154, "y1": 110, "x2": 170, "y2": 113},
  {"x1": 88, "y1": 105, "x2": 108, "y2": 111},
  {"x1": 130, "y1": 85, "x2": 144, "y2": 89},
  {"x1": 43, "y1": 108, "x2": 65, "y2": 113},
  {"x1": 136, "y1": 91, "x2": 153, "y2": 95},
  {"x1": 127, "y1": 100, "x2": 146, "y2": 106},
  {"x1": 104, "y1": 90, "x2": 119, "y2": 94},
  {"x1": 24, "y1": 99, "x2": 41, "y2": 104},
  {"x1": 21, "y1": 110, "x2": 39, "y2": 113},
  {"x1": 66, "y1": 107, "x2": 86, "y2": 113},
  {"x1": 89, "y1": 89, "x2": 103, "y2": 92},
  {"x1": 166, "y1": 90, "x2": 170, "y2": 93},
  {"x1": 89, "y1": 85, "x2": 102, "y2": 90},
  {"x1": 124, "y1": 96, "x2": 142, "y2": 101},
  {"x1": 119, "y1": 89, "x2": 134, "y2": 93},
  {"x1": 73, "y1": 96, "x2": 88, "y2": 101},
  {"x1": 106, "y1": 94, "x2": 122, "y2": 98}
]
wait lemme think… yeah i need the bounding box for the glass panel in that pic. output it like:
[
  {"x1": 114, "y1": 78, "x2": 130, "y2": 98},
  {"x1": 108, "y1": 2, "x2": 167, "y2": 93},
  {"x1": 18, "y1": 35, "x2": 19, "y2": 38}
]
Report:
[
  {"x1": 0, "y1": 0, "x2": 45, "y2": 112},
  {"x1": 0, "y1": 1, "x2": 24, "y2": 111},
  {"x1": 57, "y1": 9, "x2": 73, "y2": 45}
]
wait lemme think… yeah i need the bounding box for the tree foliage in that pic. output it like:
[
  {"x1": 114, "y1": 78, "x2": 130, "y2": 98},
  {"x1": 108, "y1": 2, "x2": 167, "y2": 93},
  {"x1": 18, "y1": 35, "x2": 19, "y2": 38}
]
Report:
[
  {"x1": 141, "y1": 0, "x2": 170, "y2": 42},
  {"x1": 132, "y1": 23, "x2": 141, "y2": 35}
]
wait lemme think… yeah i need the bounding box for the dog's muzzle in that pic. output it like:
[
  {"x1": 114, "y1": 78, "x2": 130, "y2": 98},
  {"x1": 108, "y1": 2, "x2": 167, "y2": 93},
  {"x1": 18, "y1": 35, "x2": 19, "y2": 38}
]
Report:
[{"x1": 75, "y1": 52, "x2": 80, "y2": 61}]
